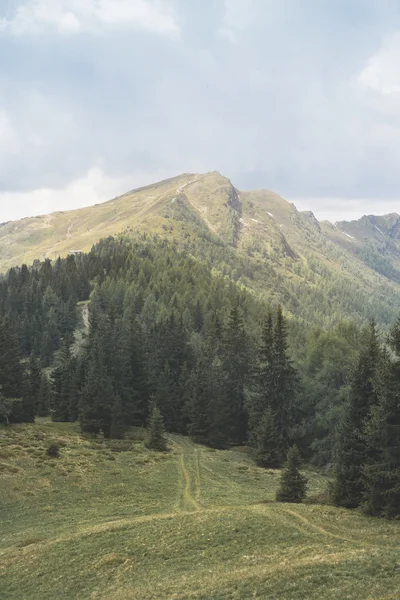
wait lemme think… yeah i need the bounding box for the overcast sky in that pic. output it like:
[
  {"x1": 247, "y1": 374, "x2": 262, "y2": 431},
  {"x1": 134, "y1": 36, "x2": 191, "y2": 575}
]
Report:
[{"x1": 2, "y1": 1, "x2": 400, "y2": 224}]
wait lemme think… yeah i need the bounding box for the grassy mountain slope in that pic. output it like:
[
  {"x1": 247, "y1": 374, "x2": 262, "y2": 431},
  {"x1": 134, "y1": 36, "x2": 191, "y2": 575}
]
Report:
[
  {"x1": 1, "y1": 420, "x2": 399, "y2": 600},
  {"x1": 2, "y1": 172, "x2": 400, "y2": 327}
]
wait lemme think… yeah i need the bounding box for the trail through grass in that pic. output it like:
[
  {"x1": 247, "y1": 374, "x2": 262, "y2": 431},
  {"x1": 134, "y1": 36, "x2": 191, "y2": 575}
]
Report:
[{"x1": 1, "y1": 422, "x2": 400, "y2": 600}]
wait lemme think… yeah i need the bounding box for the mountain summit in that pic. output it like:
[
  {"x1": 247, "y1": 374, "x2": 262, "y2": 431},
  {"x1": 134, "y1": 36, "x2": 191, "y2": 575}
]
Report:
[{"x1": 2, "y1": 171, "x2": 400, "y2": 327}]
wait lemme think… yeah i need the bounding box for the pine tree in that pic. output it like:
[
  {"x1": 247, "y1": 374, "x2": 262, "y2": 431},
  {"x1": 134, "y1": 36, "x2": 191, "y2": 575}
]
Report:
[
  {"x1": 0, "y1": 391, "x2": 17, "y2": 425},
  {"x1": 363, "y1": 328, "x2": 400, "y2": 518},
  {"x1": 28, "y1": 351, "x2": 41, "y2": 413},
  {"x1": 37, "y1": 373, "x2": 54, "y2": 417},
  {"x1": 332, "y1": 321, "x2": 380, "y2": 508},
  {"x1": 246, "y1": 312, "x2": 273, "y2": 446},
  {"x1": 255, "y1": 407, "x2": 282, "y2": 468},
  {"x1": 185, "y1": 356, "x2": 210, "y2": 443},
  {"x1": 110, "y1": 394, "x2": 126, "y2": 439},
  {"x1": 270, "y1": 306, "x2": 299, "y2": 450},
  {"x1": 276, "y1": 445, "x2": 308, "y2": 503},
  {"x1": 222, "y1": 304, "x2": 248, "y2": 444},
  {"x1": 0, "y1": 316, "x2": 23, "y2": 400},
  {"x1": 79, "y1": 347, "x2": 114, "y2": 436},
  {"x1": 52, "y1": 339, "x2": 75, "y2": 422},
  {"x1": 146, "y1": 406, "x2": 167, "y2": 451}
]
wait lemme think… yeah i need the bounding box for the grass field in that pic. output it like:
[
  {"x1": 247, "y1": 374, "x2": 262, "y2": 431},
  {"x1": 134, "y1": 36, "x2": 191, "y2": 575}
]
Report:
[{"x1": 1, "y1": 421, "x2": 399, "y2": 600}]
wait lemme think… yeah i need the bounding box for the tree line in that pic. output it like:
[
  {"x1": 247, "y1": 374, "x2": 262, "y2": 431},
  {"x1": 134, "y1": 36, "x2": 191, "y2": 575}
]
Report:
[{"x1": 0, "y1": 235, "x2": 398, "y2": 517}]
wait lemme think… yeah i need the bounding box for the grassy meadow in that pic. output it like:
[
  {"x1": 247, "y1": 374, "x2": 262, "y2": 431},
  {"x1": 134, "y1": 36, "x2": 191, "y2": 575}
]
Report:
[{"x1": 0, "y1": 420, "x2": 399, "y2": 600}]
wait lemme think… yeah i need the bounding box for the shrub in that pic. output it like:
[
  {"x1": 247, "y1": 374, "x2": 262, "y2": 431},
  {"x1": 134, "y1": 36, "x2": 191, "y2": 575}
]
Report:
[{"x1": 46, "y1": 443, "x2": 61, "y2": 458}]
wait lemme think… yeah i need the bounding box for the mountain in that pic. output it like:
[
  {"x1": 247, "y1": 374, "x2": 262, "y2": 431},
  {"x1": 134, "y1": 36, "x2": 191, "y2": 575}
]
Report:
[{"x1": 1, "y1": 171, "x2": 400, "y2": 327}]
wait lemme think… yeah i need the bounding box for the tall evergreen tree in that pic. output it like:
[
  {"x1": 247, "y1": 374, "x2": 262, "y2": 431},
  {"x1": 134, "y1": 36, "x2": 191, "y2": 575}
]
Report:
[
  {"x1": 222, "y1": 304, "x2": 248, "y2": 444},
  {"x1": 110, "y1": 394, "x2": 126, "y2": 439},
  {"x1": 270, "y1": 306, "x2": 299, "y2": 449},
  {"x1": 363, "y1": 326, "x2": 400, "y2": 518},
  {"x1": 246, "y1": 312, "x2": 273, "y2": 446},
  {"x1": 332, "y1": 321, "x2": 380, "y2": 508},
  {"x1": 52, "y1": 338, "x2": 77, "y2": 422},
  {"x1": 146, "y1": 406, "x2": 167, "y2": 451},
  {"x1": 37, "y1": 373, "x2": 54, "y2": 417},
  {"x1": 79, "y1": 342, "x2": 114, "y2": 436},
  {"x1": 255, "y1": 407, "x2": 282, "y2": 468}
]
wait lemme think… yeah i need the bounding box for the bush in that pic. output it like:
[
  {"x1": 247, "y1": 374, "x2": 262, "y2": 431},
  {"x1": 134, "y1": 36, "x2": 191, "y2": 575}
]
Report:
[{"x1": 46, "y1": 443, "x2": 61, "y2": 458}]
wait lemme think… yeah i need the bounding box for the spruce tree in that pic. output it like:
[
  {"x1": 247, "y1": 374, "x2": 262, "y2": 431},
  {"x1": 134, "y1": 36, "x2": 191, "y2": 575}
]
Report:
[
  {"x1": 185, "y1": 356, "x2": 210, "y2": 443},
  {"x1": 28, "y1": 351, "x2": 41, "y2": 412},
  {"x1": 270, "y1": 306, "x2": 299, "y2": 449},
  {"x1": 0, "y1": 391, "x2": 16, "y2": 425},
  {"x1": 246, "y1": 312, "x2": 273, "y2": 446},
  {"x1": 79, "y1": 341, "x2": 114, "y2": 436},
  {"x1": 363, "y1": 328, "x2": 400, "y2": 518},
  {"x1": 332, "y1": 321, "x2": 380, "y2": 508},
  {"x1": 222, "y1": 304, "x2": 248, "y2": 444},
  {"x1": 37, "y1": 373, "x2": 54, "y2": 417},
  {"x1": 276, "y1": 445, "x2": 308, "y2": 503},
  {"x1": 255, "y1": 407, "x2": 282, "y2": 468},
  {"x1": 146, "y1": 406, "x2": 167, "y2": 451},
  {"x1": 52, "y1": 339, "x2": 75, "y2": 422},
  {"x1": 0, "y1": 316, "x2": 23, "y2": 399},
  {"x1": 110, "y1": 394, "x2": 126, "y2": 439}
]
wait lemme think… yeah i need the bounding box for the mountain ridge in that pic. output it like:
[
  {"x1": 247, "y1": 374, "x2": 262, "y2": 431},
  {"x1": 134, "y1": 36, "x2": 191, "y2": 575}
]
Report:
[{"x1": 2, "y1": 170, "x2": 400, "y2": 328}]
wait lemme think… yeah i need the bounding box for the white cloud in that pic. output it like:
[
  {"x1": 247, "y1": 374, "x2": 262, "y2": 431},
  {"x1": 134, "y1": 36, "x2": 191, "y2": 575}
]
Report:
[
  {"x1": 358, "y1": 32, "x2": 400, "y2": 94},
  {"x1": 0, "y1": 167, "x2": 177, "y2": 222},
  {"x1": 0, "y1": 168, "x2": 127, "y2": 222},
  {"x1": 0, "y1": 0, "x2": 180, "y2": 37},
  {"x1": 292, "y1": 196, "x2": 400, "y2": 223},
  {"x1": 219, "y1": 0, "x2": 258, "y2": 44},
  {"x1": 0, "y1": 109, "x2": 20, "y2": 158}
]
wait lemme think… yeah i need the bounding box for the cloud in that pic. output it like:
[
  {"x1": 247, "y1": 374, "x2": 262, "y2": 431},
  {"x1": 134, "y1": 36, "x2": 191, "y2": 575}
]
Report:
[
  {"x1": 0, "y1": 167, "x2": 158, "y2": 222},
  {"x1": 0, "y1": 0, "x2": 180, "y2": 37},
  {"x1": 0, "y1": 165, "x2": 182, "y2": 223},
  {"x1": 0, "y1": 109, "x2": 20, "y2": 159},
  {"x1": 2, "y1": 1, "x2": 400, "y2": 224},
  {"x1": 292, "y1": 196, "x2": 400, "y2": 223},
  {"x1": 358, "y1": 32, "x2": 400, "y2": 95}
]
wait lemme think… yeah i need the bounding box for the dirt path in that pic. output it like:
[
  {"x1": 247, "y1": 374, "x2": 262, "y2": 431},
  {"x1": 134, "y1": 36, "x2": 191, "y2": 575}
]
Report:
[{"x1": 171, "y1": 437, "x2": 202, "y2": 512}]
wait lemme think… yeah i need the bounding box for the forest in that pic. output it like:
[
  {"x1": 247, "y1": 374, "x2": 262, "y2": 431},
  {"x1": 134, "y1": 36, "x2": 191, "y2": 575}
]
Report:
[{"x1": 0, "y1": 234, "x2": 399, "y2": 518}]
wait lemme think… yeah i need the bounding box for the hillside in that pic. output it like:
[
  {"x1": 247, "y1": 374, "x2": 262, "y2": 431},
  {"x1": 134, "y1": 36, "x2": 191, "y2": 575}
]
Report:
[
  {"x1": 1, "y1": 420, "x2": 399, "y2": 600},
  {"x1": 2, "y1": 172, "x2": 400, "y2": 327}
]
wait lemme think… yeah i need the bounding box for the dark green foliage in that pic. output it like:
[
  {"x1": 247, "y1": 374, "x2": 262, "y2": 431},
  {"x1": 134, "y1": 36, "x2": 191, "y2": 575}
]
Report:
[
  {"x1": 0, "y1": 392, "x2": 18, "y2": 425},
  {"x1": 79, "y1": 345, "x2": 114, "y2": 436},
  {"x1": 52, "y1": 339, "x2": 79, "y2": 422},
  {"x1": 255, "y1": 408, "x2": 282, "y2": 468},
  {"x1": 0, "y1": 316, "x2": 23, "y2": 400},
  {"x1": 110, "y1": 394, "x2": 126, "y2": 440},
  {"x1": 247, "y1": 307, "x2": 299, "y2": 464},
  {"x1": 2, "y1": 230, "x2": 399, "y2": 518},
  {"x1": 276, "y1": 445, "x2": 308, "y2": 503},
  {"x1": 46, "y1": 443, "x2": 61, "y2": 458},
  {"x1": 37, "y1": 373, "x2": 54, "y2": 417},
  {"x1": 146, "y1": 406, "x2": 167, "y2": 451},
  {"x1": 332, "y1": 321, "x2": 380, "y2": 508},
  {"x1": 362, "y1": 327, "x2": 400, "y2": 518},
  {"x1": 297, "y1": 322, "x2": 360, "y2": 466},
  {"x1": 222, "y1": 304, "x2": 249, "y2": 444}
]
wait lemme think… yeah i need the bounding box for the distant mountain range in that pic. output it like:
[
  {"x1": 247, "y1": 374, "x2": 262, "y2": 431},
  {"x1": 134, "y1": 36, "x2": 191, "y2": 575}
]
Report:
[{"x1": 1, "y1": 171, "x2": 400, "y2": 327}]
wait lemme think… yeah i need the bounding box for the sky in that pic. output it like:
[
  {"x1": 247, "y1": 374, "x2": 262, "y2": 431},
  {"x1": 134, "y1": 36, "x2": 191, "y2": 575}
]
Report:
[{"x1": 1, "y1": 1, "x2": 400, "y2": 223}]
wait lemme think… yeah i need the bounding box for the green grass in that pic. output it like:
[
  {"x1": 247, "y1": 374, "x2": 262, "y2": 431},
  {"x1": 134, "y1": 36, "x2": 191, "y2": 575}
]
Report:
[{"x1": 1, "y1": 421, "x2": 399, "y2": 600}]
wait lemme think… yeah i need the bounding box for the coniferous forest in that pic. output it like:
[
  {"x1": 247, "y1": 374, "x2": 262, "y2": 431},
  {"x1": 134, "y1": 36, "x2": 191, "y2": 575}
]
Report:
[{"x1": 0, "y1": 234, "x2": 399, "y2": 518}]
